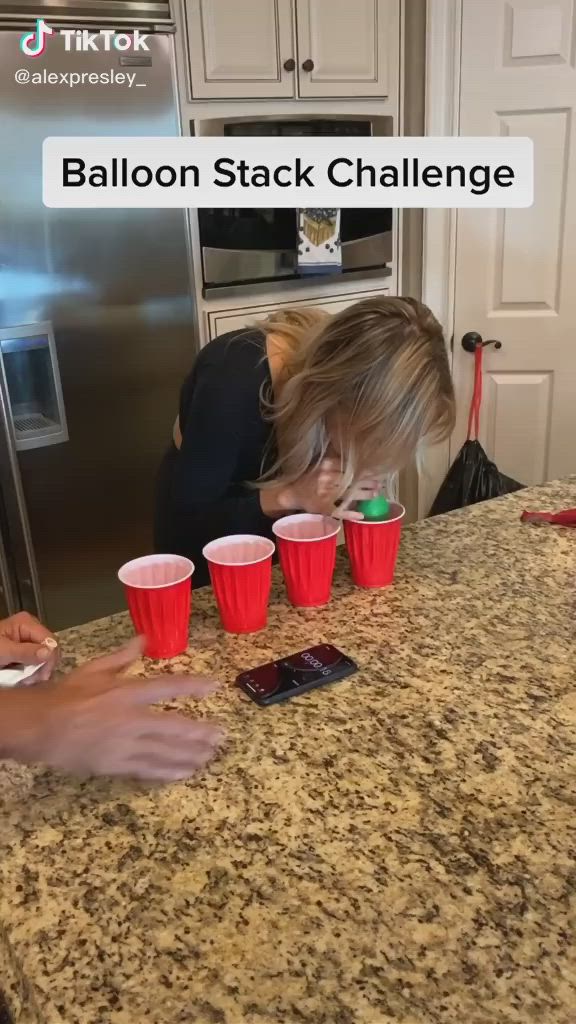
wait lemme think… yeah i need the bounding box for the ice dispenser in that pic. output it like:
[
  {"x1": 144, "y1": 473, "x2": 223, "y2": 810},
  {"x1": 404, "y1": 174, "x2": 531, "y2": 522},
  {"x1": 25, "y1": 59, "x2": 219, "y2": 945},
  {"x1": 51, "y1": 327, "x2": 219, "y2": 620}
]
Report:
[{"x1": 0, "y1": 323, "x2": 68, "y2": 451}]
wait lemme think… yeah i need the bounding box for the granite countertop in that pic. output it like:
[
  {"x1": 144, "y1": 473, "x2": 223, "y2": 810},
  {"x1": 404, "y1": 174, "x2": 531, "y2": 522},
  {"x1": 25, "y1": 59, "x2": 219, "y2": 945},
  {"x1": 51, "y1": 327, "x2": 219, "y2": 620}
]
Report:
[{"x1": 1, "y1": 480, "x2": 575, "y2": 1024}]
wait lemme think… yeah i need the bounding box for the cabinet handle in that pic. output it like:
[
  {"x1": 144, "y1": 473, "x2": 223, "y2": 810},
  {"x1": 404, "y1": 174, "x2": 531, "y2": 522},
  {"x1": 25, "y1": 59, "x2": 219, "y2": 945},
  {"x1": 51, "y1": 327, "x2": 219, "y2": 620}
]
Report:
[
  {"x1": 283, "y1": 58, "x2": 295, "y2": 72},
  {"x1": 302, "y1": 58, "x2": 315, "y2": 72}
]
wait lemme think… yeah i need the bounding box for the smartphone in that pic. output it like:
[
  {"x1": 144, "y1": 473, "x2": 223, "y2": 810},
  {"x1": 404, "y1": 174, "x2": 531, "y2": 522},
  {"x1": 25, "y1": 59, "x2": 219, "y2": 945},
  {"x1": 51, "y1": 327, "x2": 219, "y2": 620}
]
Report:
[{"x1": 236, "y1": 644, "x2": 358, "y2": 707}]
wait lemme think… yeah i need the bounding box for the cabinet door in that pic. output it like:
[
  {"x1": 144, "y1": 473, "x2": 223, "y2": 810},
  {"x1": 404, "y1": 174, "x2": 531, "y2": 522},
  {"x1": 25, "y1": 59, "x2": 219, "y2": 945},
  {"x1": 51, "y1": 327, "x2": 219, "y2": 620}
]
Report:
[
  {"x1": 184, "y1": 0, "x2": 296, "y2": 99},
  {"x1": 296, "y1": 0, "x2": 398, "y2": 98},
  {"x1": 207, "y1": 289, "x2": 390, "y2": 340}
]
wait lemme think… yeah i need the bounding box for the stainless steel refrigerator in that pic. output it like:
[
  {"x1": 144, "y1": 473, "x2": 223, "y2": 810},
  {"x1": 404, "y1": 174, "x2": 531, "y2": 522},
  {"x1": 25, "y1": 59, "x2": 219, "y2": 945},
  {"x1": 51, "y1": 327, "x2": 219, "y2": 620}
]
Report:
[{"x1": 0, "y1": 2, "x2": 197, "y2": 629}]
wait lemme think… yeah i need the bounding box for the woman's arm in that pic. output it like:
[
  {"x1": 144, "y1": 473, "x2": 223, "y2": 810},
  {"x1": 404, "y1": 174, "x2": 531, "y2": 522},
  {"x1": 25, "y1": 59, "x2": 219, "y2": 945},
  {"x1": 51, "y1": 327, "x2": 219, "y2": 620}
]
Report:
[{"x1": 165, "y1": 361, "x2": 289, "y2": 565}]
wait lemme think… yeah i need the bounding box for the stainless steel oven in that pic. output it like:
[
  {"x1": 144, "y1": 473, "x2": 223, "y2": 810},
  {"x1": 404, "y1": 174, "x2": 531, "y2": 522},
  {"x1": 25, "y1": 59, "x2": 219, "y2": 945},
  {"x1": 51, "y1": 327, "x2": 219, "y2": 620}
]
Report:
[{"x1": 197, "y1": 117, "x2": 393, "y2": 292}]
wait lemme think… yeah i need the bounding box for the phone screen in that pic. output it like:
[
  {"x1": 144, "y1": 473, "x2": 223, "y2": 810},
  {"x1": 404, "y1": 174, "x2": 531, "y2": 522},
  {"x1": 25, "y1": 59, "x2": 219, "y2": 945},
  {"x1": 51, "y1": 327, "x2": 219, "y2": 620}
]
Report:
[{"x1": 236, "y1": 644, "x2": 358, "y2": 706}]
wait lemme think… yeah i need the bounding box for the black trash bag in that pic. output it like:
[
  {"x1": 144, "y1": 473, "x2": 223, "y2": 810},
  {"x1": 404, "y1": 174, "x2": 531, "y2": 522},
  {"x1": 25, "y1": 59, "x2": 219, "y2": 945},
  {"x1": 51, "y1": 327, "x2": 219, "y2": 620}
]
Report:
[{"x1": 429, "y1": 439, "x2": 524, "y2": 517}]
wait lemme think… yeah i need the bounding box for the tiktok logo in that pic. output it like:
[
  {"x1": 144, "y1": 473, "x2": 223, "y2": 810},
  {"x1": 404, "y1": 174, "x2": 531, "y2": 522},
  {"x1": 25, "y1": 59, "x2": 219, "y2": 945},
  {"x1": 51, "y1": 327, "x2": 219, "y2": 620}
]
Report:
[{"x1": 20, "y1": 19, "x2": 54, "y2": 58}]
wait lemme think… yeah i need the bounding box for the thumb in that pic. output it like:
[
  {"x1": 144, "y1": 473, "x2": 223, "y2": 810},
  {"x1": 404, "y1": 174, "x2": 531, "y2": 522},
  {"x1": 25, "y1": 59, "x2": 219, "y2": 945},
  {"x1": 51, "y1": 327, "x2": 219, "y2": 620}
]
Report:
[
  {"x1": 81, "y1": 636, "x2": 145, "y2": 676},
  {"x1": 0, "y1": 640, "x2": 51, "y2": 668}
]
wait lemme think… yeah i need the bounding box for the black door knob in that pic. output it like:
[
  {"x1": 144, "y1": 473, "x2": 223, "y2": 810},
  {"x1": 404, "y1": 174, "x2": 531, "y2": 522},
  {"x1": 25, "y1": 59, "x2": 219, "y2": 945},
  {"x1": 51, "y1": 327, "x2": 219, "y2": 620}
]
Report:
[
  {"x1": 461, "y1": 331, "x2": 482, "y2": 352},
  {"x1": 302, "y1": 58, "x2": 315, "y2": 72},
  {"x1": 462, "y1": 331, "x2": 502, "y2": 352},
  {"x1": 283, "y1": 58, "x2": 295, "y2": 71}
]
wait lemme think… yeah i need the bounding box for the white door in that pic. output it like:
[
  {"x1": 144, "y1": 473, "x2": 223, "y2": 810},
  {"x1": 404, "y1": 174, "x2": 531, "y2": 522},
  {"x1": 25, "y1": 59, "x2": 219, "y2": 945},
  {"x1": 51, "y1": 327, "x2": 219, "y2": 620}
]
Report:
[
  {"x1": 451, "y1": 0, "x2": 576, "y2": 486},
  {"x1": 296, "y1": 0, "x2": 398, "y2": 98},
  {"x1": 184, "y1": 0, "x2": 295, "y2": 99}
]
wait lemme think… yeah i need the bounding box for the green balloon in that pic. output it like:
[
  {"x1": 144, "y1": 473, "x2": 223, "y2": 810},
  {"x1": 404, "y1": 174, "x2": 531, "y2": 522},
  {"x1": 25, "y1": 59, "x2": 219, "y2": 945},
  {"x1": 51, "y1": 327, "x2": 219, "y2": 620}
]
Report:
[{"x1": 357, "y1": 495, "x2": 390, "y2": 520}]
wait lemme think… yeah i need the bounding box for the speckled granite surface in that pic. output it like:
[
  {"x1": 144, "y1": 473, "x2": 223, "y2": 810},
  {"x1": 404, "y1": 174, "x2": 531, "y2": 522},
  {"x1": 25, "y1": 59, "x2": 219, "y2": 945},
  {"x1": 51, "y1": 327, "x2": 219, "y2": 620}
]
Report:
[{"x1": 1, "y1": 479, "x2": 575, "y2": 1024}]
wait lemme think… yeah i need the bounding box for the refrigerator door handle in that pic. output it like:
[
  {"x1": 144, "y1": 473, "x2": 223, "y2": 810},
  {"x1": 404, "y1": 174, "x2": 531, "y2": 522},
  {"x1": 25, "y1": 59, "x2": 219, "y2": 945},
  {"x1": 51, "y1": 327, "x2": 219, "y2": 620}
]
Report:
[
  {"x1": 0, "y1": 350, "x2": 45, "y2": 622},
  {"x1": 0, "y1": 517, "x2": 18, "y2": 617}
]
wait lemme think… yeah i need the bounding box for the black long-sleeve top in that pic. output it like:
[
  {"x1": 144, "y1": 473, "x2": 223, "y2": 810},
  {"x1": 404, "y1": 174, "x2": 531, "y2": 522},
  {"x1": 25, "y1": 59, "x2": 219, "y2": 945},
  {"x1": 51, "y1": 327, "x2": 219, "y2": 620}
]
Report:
[{"x1": 154, "y1": 328, "x2": 276, "y2": 587}]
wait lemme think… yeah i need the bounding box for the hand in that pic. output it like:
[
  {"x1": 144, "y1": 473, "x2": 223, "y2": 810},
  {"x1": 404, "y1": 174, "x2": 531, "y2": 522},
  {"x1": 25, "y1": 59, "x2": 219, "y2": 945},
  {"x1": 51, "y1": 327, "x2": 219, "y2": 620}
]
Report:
[
  {"x1": 333, "y1": 477, "x2": 386, "y2": 521},
  {"x1": 2, "y1": 638, "x2": 224, "y2": 781},
  {"x1": 271, "y1": 460, "x2": 382, "y2": 520},
  {"x1": 0, "y1": 611, "x2": 59, "y2": 682}
]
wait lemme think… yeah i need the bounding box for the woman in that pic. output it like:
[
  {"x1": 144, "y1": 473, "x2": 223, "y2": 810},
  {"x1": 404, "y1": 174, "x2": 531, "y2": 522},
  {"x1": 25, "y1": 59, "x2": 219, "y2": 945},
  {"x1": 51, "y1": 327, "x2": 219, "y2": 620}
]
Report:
[{"x1": 154, "y1": 296, "x2": 455, "y2": 587}]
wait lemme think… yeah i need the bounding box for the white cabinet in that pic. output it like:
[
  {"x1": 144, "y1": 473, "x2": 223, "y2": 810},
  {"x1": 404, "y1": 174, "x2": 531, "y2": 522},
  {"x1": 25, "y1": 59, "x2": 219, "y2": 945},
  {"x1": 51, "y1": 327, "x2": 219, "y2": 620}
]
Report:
[
  {"x1": 184, "y1": 0, "x2": 295, "y2": 100},
  {"x1": 206, "y1": 288, "x2": 390, "y2": 340},
  {"x1": 183, "y1": 0, "x2": 399, "y2": 100},
  {"x1": 297, "y1": 0, "x2": 395, "y2": 98}
]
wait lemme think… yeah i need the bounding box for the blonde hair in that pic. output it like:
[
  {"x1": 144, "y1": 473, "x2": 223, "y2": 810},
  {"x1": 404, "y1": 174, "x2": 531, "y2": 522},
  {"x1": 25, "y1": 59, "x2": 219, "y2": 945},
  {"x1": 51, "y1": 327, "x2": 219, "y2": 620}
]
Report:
[
  {"x1": 254, "y1": 306, "x2": 331, "y2": 353},
  {"x1": 253, "y1": 296, "x2": 455, "y2": 500}
]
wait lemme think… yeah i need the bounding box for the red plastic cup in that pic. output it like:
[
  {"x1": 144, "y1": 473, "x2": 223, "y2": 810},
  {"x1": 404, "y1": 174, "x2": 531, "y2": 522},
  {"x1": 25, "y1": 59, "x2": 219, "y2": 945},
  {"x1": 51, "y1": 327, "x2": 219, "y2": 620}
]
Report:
[
  {"x1": 344, "y1": 503, "x2": 405, "y2": 588},
  {"x1": 118, "y1": 554, "x2": 194, "y2": 659},
  {"x1": 272, "y1": 513, "x2": 340, "y2": 608},
  {"x1": 203, "y1": 535, "x2": 275, "y2": 634}
]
